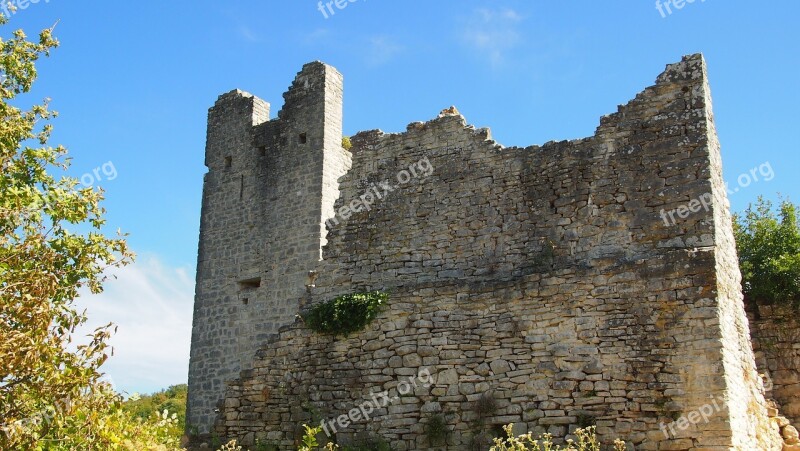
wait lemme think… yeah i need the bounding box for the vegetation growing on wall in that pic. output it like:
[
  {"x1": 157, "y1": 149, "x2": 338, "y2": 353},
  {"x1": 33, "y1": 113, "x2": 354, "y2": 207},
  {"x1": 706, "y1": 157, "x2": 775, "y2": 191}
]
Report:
[
  {"x1": 302, "y1": 291, "x2": 388, "y2": 336},
  {"x1": 424, "y1": 413, "x2": 450, "y2": 446}
]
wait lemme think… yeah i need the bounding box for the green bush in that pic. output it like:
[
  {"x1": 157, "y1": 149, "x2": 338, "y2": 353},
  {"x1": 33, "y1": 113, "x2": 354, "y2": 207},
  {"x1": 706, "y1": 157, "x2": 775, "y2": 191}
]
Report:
[
  {"x1": 342, "y1": 136, "x2": 353, "y2": 150},
  {"x1": 734, "y1": 197, "x2": 800, "y2": 307},
  {"x1": 302, "y1": 291, "x2": 388, "y2": 336}
]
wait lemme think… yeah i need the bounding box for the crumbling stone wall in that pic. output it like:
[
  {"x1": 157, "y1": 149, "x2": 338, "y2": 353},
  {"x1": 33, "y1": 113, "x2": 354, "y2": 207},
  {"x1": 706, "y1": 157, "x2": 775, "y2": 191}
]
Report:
[
  {"x1": 197, "y1": 55, "x2": 787, "y2": 450},
  {"x1": 748, "y1": 299, "x2": 800, "y2": 430}
]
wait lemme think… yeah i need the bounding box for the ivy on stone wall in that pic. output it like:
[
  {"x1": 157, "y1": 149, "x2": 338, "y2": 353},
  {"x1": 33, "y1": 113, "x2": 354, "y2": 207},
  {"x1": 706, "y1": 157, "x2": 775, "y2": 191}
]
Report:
[{"x1": 302, "y1": 291, "x2": 388, "y2": 336}]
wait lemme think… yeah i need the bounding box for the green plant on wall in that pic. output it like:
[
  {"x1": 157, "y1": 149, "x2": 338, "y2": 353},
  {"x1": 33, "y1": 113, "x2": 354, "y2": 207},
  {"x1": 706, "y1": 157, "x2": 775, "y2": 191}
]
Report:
[
  {"x1": 342, "y1": 136, "x2": 353, "y2": 150},
  {"x1": 469, "y1": 392, "x2": 498, "y2": 444},
  {"x1": 474, "y1": 393, "x2": 498, "y2": 420},
  {"x1": 302, "y1": 291, "x2": 388, "y2": 336},
  {"x1": 532, "y1": 237, "x2": 556, "y2": 270},
  {"x1": 424, "y1": 414, "x2": 450, "y2": 446},
  {"x1": 575, "y1": 413, "x2": 596, "y2": 429}
]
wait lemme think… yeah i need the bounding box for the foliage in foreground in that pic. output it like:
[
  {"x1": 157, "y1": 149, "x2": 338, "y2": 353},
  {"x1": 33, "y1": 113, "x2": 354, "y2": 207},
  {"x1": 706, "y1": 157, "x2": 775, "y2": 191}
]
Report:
[
  {"x1": 298, "y1": 424, "x2": 338, "y2": 451},
  {"x1": 122, "y1": 384, "x2": 188, "y2": 443},
  {"x1": 734, "y1": 196, "x2": 800, "y2": 307},
  {"x1": 0, "y1": 14, "x2": 181, "y2": 450},
  {"x1": 1, "y1": 382, "x2": 182, "y2": 450},
  {"x1": 490, "y1": 424, "x2": 626, "y2": 451},
  {"x1": 301, "y1": 291, "x2": 387, "y2": 336},
  {"x1": 217, "y1": 423, "x2": 626, "y2": 451}
]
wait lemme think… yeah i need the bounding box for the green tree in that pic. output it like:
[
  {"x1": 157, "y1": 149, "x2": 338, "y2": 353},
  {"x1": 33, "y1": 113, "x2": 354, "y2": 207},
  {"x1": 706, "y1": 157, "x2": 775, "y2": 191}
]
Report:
[
  {"x1": 0, "y1": 15, "x2": 181, "y2": 450},
  {"x1": 733, "y1": 196, "x2": 800, "y2": 307}
]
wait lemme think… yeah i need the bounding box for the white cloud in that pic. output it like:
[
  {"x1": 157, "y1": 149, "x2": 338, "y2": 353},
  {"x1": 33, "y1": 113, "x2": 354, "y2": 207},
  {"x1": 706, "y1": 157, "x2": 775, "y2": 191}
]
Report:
[
  {"x1": 75, "y1": 255, "x2": 194, "y2": 396},
  {"x1": 366, "y1": 35, "x2": 404, "y2": 66},
  {"x1": 459, "y1": 7, "x2": 524, "y2": 68},
  {"x1": 305, "y1": 27, "x2": 331, "y2": 44},
  {"x1": 238, "y1": 25, "x2": 262, "y2": 43}
]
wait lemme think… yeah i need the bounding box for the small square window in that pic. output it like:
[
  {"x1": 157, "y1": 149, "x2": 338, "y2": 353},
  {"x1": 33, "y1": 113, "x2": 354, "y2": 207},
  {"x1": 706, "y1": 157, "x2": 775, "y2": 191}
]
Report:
[
  {"x1": 238, "y1": 278, "x2": 261, "y2": 289},
  {"x1": 299, "y1": 133, "x2": 307, "y2": 144},
  {"x1": 224, "y1": 156, "x2": 232, "y2": 168}
]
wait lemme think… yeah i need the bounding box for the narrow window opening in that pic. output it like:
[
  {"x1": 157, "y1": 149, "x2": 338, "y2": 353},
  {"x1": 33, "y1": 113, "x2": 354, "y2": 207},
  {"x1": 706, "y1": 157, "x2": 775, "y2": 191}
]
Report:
[
  {"x1": 242, "y1": 298, "x2": 249, "y2": 306},
  {"x1": 224, "y1": 156, "x2": 232, "y2": 168},
  {"x1": 259, "y1": 146, "x2": 267, "y2": 156},
  {"x1": 238, "y1": 277, "x2": 261, "y2": 290},
  {"x1": 299, "y1": 133, "x2": 307, "y2": 144}
]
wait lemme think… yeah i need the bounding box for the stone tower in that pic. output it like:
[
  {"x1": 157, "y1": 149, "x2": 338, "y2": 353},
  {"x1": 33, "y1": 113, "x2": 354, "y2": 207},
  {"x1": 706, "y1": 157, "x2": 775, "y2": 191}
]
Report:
[{"x1": 187, "y1": 62, "x2": 351, "y2": 433}]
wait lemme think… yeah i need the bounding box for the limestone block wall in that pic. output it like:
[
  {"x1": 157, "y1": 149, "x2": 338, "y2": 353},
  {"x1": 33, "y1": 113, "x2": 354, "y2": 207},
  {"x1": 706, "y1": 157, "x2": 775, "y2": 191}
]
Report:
[
  {"x1": 748, "y1": 299, "x2": 800, "y2": 428},
  {"x1": 187, "y1": 62, "x2": 351, "y2": 433},
  {"x1": 208, "y1": 55, "x2": 784, "y2": 450}
]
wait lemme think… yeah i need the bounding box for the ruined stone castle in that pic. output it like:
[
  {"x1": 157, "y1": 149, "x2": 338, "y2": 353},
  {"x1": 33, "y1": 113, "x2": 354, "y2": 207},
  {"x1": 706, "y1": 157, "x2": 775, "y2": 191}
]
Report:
[{"x1": 187, "y1": 55, "x2": 799, "y2": 450}]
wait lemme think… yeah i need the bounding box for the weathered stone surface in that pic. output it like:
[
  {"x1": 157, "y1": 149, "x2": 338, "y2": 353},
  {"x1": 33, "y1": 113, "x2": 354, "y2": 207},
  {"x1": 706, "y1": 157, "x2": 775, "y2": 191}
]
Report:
[
  {"x1": 749, "y1": 299, "x2": 800, "y2": 431},
  {"x1": 784, "y1": 425, "x2": 799, "y2": 442},
  {"x1": 186, "y1": 62, "x2": 350, "y2": 435},
  {"x1": 188, "y1": 55, "x2": 791, "y2": 450}
]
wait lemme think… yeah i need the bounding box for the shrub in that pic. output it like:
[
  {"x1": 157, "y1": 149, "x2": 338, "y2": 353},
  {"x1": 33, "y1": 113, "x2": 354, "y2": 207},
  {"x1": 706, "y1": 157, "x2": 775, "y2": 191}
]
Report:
[
  {"x1": 302, "y1": 291, "x2": 388, "y2": 336},
  {"x1": 490, "y1": 425, "x2": 626, "y2": 451},
  {"x1": 298, "y1": 424, "x2": 339, "y2": 451},
  {"x1": 217, "y1": 440, "x2": 243, "y2": 451},
  {"x1": 342, "y1": 136, "x2": 353, "y2": 150}
]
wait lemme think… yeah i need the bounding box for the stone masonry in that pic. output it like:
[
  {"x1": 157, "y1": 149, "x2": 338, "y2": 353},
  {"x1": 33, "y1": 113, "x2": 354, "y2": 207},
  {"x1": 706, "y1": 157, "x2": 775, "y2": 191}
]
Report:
[
  {"x1": 747, "y1": 298, "x2": 800, "y2": 448},
  {"x1": 188, "y1": 55, "x2": 793, "y2": 450},
  {"x1": 187, "y1": 62, "x2": 351, "y2": 432}
]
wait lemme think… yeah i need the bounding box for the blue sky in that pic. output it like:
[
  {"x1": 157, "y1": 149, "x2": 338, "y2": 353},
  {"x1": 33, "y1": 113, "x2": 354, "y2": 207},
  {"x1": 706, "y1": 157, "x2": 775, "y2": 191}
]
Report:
[{"x1": 7, "y1": 1, "x2": 799, "y2": 395}]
